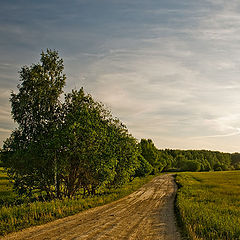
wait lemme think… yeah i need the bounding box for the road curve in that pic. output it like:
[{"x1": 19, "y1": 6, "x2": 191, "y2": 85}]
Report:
[{"x1": 3, "y1": 174, "x2": 181, "y2": 240}]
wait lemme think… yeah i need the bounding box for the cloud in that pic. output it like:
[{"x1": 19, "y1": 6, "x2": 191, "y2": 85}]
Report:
[
  {"x1": 0, "y1": 128, "x2": 11, "y2": 134},
  {"x1": 74, "y1": 2, "x2": 240, "y2": 152},
  {"x1": 1, "y1": 0, "x2": 240, "y2": 152}
]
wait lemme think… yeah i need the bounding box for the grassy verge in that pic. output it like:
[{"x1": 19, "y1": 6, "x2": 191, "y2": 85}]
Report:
[
  {"x1": 175, "y1": 171, "x2": 240, "y2": 240},
  {"x1": 0, "y1": 172, "x2": 155, "y2": 237}
]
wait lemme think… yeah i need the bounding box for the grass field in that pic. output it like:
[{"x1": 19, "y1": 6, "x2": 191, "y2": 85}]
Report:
[
  {"x1": 0, "y1": 167, "x2": 156, "y2": 236},
  {"x1": 176, "y1": 171, "x2": 240, "y2": 240}
]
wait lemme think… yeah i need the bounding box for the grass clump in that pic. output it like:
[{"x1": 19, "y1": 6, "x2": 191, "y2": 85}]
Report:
[{"x1": 175, "y1": 171, "x2": 240, "y2": 240}]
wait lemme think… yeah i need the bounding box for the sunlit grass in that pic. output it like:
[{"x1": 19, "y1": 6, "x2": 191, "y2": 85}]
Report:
[{"x1": 176, "y1": 171, "x2": 240, "y2": 240}]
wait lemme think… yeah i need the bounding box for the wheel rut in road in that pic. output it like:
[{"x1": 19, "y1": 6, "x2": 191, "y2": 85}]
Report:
[{"x1": 3, "y1": 174, "x2": 181, "y2": 240}]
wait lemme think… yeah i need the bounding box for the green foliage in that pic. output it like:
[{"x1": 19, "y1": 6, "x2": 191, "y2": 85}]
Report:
[
  {"x1": 182, "y1": 160, "x2": 201, "y2": 172},
  {"x1": 139, "y1": 139, "x2": 166, "y2": 173},
  {"x1": 3, "y1": 49, "x2": 66, "y2": 198},
  {"x1": 138, "y1": 140, "x2": 235, "y2": 173},
  {"x1": 160, "y1": 151, "x2": 173, "y2": 171},
  {"x1": 139, "y1": 139, "x2": 158, "y2": 167},
  {"x1": 3, "y1": 49, "x2": 140, "y2": 199},
  {"x1": 164, "y1": 149, "x2": 233, "y2": 172},
  {"x1": 58, "y1": 88, "x2": 117, "y2": 196},
  {"x1": 10, "y1": 49, "x2": 65, "y2": 138},
  {"x1": 176, "y1": 171, "x2": 240, "y2": 240},
  {"x1": 134, "y1": 155, "x2": 153, "y2": 177},
  {"x1": 175, "y1": 154, "x2": 187, "y2": 169},
  {"x1": 231, "y1": 153, "x2": 240, "y2": 169},
  {"x1": 137, "y1": 140, "x2": 236, "y2": 173},
  {"x1": 58, "y1": 88, "x2": 139, "y2": 196},
  {"x1": 111, "y1": 133, "x2": 139, "y2": 186}
]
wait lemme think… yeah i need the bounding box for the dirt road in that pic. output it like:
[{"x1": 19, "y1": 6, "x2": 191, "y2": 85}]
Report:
[{"x1": 3, "y1": 174, "x2": 181, "y2": 240}]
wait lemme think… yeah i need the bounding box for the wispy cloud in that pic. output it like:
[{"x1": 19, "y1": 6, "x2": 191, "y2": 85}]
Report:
[{"x1": 1, "y1": 0, "x2": 240, "y2": 152}]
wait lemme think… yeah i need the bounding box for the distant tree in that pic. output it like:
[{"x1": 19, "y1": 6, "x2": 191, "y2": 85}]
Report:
[
  {"x1": 200, "y1": 158, "x2": 211, "y2": 171},
  {"x1": 163, "y1": 149, "x2": 236, "y2": 172},
  {"x1": 182, "y1": 160, "x2": 201, "y2": 172},
  {"x1": 139, "y1": 139, "x2": 165, "y2": 173},
  {"x1": 175, "y1": 154, "x2": 187, "y2": 169},
  {"x1": 214, "y1": 163, "x2": 222, "y2": 171},
  {"x1": 134, "y1": 155, "x2": 153, "y2": 177},
  {"x1": 159, "y1": 151, "x2": 173, "y2": 171},
  {"x1": 231, "y1": 153, "x2": 240, "y2": 169}
]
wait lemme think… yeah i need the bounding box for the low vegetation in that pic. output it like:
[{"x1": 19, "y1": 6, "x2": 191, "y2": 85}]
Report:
[
  {"x1": 176, "y1": 171, "x2": 240, "y2": 240},
  {"x1": 0, "y1": 171, "x2": 154, "y2": 236}
]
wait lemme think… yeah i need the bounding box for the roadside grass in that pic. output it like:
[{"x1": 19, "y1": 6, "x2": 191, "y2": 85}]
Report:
[
  {"x1": 0, "y1": 169, "x2": 156, "y2": 237},
  {"x1": 175, "y1": 171, "x2": 240, "y2": 240}
]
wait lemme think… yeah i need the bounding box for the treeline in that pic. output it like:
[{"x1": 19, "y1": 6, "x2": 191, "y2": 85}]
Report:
[
  {"x1": 138, "y1": 139, "x2": 240, "y2": 172},
  {"x1": 163, "y1": 149, "x2": 231, "y2": 172},
  {"x1": 1, "y1": 50, "x2": 240, "y2": 200}
]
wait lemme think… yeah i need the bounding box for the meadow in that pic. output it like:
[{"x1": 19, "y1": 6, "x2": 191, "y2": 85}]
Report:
[
  {"x1": 176, "y1": 171, "x2": 240, "y2": 240},
  {"x1": 0, "y1": 167, "x2": 155, "y2": 236}
]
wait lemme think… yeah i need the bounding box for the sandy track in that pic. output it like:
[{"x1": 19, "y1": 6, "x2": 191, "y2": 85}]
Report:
[{"x1": 3, "y1": 174, "x2": 181, "y2": 240}]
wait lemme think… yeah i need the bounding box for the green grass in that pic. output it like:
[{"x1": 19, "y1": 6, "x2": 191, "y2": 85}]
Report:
[
  {"x1": 0, "y1": 168, "x2": 17, "y2": 205},
  {"x1": 0, "y1": 169, "x2": 155, "y2": 237},
  {"x1": 175, "y1": 171, "x2": 240, "y2": 240}
]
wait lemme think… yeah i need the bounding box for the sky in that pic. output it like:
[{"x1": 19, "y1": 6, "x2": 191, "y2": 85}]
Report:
[{"x1": 1, "y1": 0, "x2": 240, "y2": 152}]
